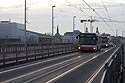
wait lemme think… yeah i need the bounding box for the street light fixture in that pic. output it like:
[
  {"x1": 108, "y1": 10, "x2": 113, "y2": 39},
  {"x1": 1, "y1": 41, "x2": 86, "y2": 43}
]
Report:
[{"x1": 52, "y1": 6, "x2": 56, "y2": 49}]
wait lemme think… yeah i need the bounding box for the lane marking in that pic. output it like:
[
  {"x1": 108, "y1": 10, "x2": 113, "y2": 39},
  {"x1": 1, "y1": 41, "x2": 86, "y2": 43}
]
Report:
[
  {"x1": 1, "y1": 56, "x2": 82, "y2": 83},
  {"x1": 85, "y1": 47, "x2": 119, "y2": 83},
  {"x1": 8, "y1": 51, "x2": 100, "y2": 83},
  {"x1": 1, "y1": 47, "x2": 113, "y2": 83},
  {"x1": 45, "y1": 47, "x2": 114, "y2": 83},
  {"x1": 23, "y1": 53, "x2": 96, "y2": 83},
  {"x1": 25, "y1": 48, "x2": 114, "y2": 83},
  {"x1": 0, "y1": 53, "x2": 79, "y2": 74},
  {"x1": 85, "y1": 63, "x2": 105, "y2": 83}
]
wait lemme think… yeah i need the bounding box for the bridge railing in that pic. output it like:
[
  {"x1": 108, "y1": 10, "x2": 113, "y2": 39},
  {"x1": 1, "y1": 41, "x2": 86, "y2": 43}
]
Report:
[
  {"x1": 100, "y1": 44, "x2": 124, "y2": 83},
  {"x1": 0, "y1": 43, "x2": 78, "y2": 66}
]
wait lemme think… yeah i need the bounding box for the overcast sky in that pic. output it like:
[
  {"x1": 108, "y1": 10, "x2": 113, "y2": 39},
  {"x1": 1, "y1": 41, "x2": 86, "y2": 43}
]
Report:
[{"x1": 0, "y1": 0, "x2": 125, "y2": 36}]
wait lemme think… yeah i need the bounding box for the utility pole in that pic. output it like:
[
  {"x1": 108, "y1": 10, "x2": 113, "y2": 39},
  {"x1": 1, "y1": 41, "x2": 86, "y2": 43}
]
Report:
[
  {"x1": 73, "y1": 16, "x2": 76, "y2": 43},
  {"x1": 116, "y1": 29, "x2": 118, "y2": 37},
  {"x1": 52, "y1": 6, "x2": 56, "y2": 49},
  {"x1": 24, "y1": 0, "x2": 28, "y2": 60},
  {"x1": 24, "y1": 0, "x2": 27, "y2": 47},
  {"x1": 122, "y1": 31, "x2": 124, "y2": 37},
  {"x1": 90, "y1": 16, "x2": 93, "y2": 33},
  {"x1": 73, "y1": 16, "x2": 76, "y2": 32}
]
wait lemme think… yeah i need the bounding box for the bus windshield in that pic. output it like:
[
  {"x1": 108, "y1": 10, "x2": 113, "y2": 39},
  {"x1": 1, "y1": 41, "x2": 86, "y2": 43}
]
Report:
[
  {"x1": 102, "y1": 37, "x2": 109, "y2": 43},
  {"x1": 79, "y1": 35, "x2": 97, "y2": 45}
]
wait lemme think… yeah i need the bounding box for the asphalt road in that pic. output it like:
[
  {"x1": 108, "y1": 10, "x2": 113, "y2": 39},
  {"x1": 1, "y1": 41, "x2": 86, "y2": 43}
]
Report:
[{"x1": 0, "y1": 46, "x2": 118, "y2": 83}]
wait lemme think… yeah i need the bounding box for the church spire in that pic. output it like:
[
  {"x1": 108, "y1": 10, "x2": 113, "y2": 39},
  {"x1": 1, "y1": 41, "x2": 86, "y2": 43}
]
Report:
[
  {"x1": 57, "y1": 25, "x2": 59, "y2": 34},
  {"x1": 96, "y1": 27, "x2": 99, "y2": 34}
]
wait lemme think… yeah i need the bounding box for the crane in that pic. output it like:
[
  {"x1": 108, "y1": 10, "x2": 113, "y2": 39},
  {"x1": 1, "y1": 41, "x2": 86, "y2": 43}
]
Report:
[{"x1": 80, "y1": 16, "x2": 125, "y2": 33}]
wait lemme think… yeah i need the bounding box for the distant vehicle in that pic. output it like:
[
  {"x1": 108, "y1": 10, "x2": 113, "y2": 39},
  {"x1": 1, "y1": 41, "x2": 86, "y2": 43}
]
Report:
[
  {"x1": 77, "y1": 33, "x2": 102, "y2": 51},
  {"x1": 101, "y1": 36, "x2": 110, "y2": 48}
]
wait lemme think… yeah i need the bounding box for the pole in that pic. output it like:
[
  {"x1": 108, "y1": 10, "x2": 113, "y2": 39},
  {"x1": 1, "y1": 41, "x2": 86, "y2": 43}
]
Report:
[
  {"x1": 73, "y1": 16, "x2": 76, "y2": 43},
  {"x1": 116, "y1": 29, "x2": 118, "y2": 37},
  {"x1": 90, "y1": 16, "x2": 93, "y2": 33},
  {"x1": 24, "y1": 0, "x2": 27, "y2": 60},
  {"x1": 24, "y1": 0, "x2": 27, "y2": 47},
  {"x1": 84, "y1": 23, "x2": 86, "y2": 33},
  {"x1": 73, "y1": 16, "x2": 76, "y2": 32},
  {"x1": 122, "y1": 31, "x2": 124, "y2": 43},
  {"x1": 122, "y1": 31, "x2": 124, "y2": 37},
  {"x1": 52, "y1": 6, "x2": 56, "y2": 49}
]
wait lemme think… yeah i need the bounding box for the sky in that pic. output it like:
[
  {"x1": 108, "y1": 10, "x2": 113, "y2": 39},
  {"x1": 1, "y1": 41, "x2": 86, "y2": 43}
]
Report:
[{"x1": 0, "y1": 0, "x2": 125, "y2": 36}]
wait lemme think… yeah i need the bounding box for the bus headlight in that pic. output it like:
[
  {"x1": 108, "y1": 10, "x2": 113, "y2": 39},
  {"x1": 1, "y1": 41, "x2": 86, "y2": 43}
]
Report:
[
  {"x1": 78, "y1": 47, "x2": 81, "y2": 49},
  {"x1": 93, "y1": 48, "x2": 96, "y2": 50}
]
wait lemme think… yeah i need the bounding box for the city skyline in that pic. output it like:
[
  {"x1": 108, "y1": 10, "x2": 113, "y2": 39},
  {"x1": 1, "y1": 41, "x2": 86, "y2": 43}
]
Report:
[{"x1": 0, "y1": 0, "x2": 125, "y2": 36}]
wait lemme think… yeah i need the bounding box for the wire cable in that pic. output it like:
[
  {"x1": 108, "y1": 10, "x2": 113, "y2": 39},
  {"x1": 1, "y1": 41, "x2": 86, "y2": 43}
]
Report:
[
  {"x1": 65, "y1": 0, "x2": 90, "y2": 17},
  {"x1": 101, "y1": 0, "x2": 111, "y2": 21},
  {"x1": 82, "y1": 0, "x2": 115, "y2": 35}
]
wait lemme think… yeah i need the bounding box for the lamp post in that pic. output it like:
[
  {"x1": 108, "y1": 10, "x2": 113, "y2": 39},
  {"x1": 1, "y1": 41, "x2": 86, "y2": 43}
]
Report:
[
  {"x1": 73, "y1": 16, "x2": 76, "y2": 32},
  {"x1": 73, "y1": 16, "x2": 76, "y2": 43},
  {"x1": 122, "y1": 31, "x2": 125, "y2": 43},
  {"x1": 122, "y1": 31, "x2": 124, "y2": 37},
  {"x1": 24, "y1": 0, "x2": 27, "y2": 60},
  {"x1": 90, "y1": 16, "x2": 93, "y2": 33},
  {"x1": 24, "y1": 0, "x2": 27, "y2": 47},
  {"x1": 52, "y1": 6, "x2": 56, "y2": 49},
  {"x1": 84, "y1": 23, "x2": 87, "y2": 32}
]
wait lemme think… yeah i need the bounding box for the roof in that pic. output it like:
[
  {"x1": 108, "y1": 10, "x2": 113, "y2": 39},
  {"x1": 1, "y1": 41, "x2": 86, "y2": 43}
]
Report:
[
  {"x1": 19, "y1": 29, "x2": 51, "y2": 38},
  {"x1": 64, "y1": 30, "x2": 81, "y2": 36},
  {"x1": 79, "y1": 32, "x2": 101, "y2": 36}
]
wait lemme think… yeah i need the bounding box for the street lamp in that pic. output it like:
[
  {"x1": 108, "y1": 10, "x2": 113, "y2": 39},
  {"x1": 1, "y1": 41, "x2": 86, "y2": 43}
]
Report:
[
  {"x1": 24, "y1": 0, "x2": 28, "y2": 59},
  {"x1": 24, "y1": 0, "x2": 27, "y2": 45},
  {"x1": 52, "y1": 6, "x2": 56, "y2": 49},
  {"x1": 122, "y1": 31, "x2": 124, "y2": 37},
  {"x1": 73, "y1": 16, "x2": 76, "y2": 43},
  {"x1": 73, "y1": 16, "x2": 76, "y2": 32}
]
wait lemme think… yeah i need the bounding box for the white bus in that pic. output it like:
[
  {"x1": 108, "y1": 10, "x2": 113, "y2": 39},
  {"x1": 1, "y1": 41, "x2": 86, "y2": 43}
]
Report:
[{"x1": 77, "y1": 33, "x2": 102, "y2": 51}]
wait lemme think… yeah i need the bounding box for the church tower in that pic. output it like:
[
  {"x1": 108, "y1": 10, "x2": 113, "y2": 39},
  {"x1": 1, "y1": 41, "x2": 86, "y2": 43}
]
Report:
[{"x1": 57, "y1": 25, "x2": 59, "y2": 34}]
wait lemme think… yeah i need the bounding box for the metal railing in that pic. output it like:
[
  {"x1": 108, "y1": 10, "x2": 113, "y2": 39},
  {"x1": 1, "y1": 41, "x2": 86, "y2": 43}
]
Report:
[
  {"x1": 0, "y1": 43, "x2": 78, "y2": 66},
  {"x1": 100, "y1": 44, "x2": 124, "y2": 83}
]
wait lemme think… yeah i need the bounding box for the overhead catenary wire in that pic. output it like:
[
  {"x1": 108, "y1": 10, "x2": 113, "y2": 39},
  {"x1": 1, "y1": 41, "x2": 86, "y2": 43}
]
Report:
[
  {"x1": 82, "y1": 0, "x2": 115, "y2": 35},
  {"x1": 101, "y1": 0, "x2": 111, "y2": 21},
  {"x1": 65, "y1": 0, "x2": 108, "y2": 33},
  {"x1": 65, "y1": 0, "x2": 90, "y2": 17}
]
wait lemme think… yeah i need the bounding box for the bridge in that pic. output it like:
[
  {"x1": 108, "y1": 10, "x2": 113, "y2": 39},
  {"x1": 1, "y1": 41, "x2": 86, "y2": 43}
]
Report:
[{"x1": 0, "y1": 43, "x2": 124, "y2": 83}]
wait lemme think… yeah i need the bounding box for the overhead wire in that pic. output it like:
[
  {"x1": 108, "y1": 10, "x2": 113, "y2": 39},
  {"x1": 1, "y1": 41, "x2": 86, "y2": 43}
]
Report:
[
  {"x1": 101, "y1": 0, "x2": 111, "y2": 21},
  {"x1": 82, "y1": 0, "x2": 115, "y2": 35},
  {"x1": 65, "y1": 0, "x2": 90, "y2": 17}
]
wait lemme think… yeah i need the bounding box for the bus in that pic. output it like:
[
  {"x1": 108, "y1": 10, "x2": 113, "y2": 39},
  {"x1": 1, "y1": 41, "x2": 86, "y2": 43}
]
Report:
[
  {"x1": 77, "y1": 33, "x2": 102, "y2": 51},
  {"x1": 101, "y1": 36, "x2": 110, "y2": 48}
]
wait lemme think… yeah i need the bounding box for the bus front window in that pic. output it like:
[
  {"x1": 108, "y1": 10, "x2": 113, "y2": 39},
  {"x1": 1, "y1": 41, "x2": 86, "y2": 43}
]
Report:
[{"x1": 79, "y1": 37, "x2": 96, "y2": 45}]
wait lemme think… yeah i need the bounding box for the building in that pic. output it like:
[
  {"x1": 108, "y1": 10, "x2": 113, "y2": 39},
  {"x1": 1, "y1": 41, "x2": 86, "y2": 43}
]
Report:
[
  {"x1": 63, "y1": 30, "x2": 81, "y2": 43},
  {"x1": 0, "y1": 21, "x2": 24, "y2": 44},
  {"x1": 0, "y1": 21, "x2": 52, "y2": 44}
]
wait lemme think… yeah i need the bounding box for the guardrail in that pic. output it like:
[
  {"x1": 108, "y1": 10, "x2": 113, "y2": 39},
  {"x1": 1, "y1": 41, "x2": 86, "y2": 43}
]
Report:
[
  {"x1": 0, "y1": 44, "x2": 78, "y2": 66},
  {"x1": 100, "y1": 44, "x2": 124, "y2": 83}
]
